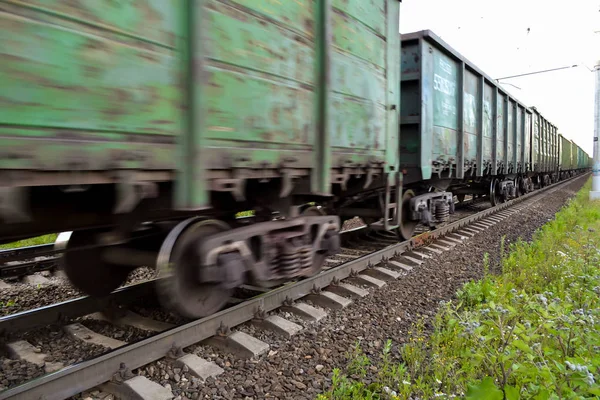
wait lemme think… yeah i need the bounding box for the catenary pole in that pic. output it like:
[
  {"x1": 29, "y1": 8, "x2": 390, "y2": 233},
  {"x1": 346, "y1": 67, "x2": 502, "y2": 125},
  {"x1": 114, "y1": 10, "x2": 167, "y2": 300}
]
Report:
[{"x1": 591, "y1": 60, "x2": 600, "y2": 200}]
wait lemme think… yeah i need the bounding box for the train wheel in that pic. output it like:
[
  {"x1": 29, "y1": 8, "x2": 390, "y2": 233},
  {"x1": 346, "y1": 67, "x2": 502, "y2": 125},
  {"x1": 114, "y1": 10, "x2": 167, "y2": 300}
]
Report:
[
  {"x1": 456, "y1": 194, "x2": 466, "y2": 203},
  {"x1": 515, "y1": 177, "x2": 524, "y2": 197},
  {"x1": 489, "y1": 179, "x2": 499, "y2": 206},
  {"x1": 156, "y1": 218, "x2": 233, "y2": 319},
  {"x1": 300, "y1": 206, "x2": 330, "y2": 276},
  {"x1": 62, "y1": 230, "x2": 135, "y2": 297},
  {"x1": 398, "y1": 190, "x2": 418, "y2": 240}
]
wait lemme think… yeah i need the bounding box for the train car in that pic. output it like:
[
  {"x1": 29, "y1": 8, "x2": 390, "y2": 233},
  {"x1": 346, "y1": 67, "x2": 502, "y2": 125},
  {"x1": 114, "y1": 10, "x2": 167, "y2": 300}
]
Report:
[
  {"x1": 0, "y1": 0, "x2": 407, "y2": 318},
  {"x1": 0, "y1": 3, "x2": 587, "y2": 320},
  {"x1": 400, "y1": 30, "x2": 532, "y2": 210},
  {"x1": 576, "y1": 145, "x2": 587, "y2": 170},
  {"x1": 531, "y1": 108, "x2": 559, "y2": 186},
  {"x1": 558, "y1": 134, "x2": 574, "y2": 179}
]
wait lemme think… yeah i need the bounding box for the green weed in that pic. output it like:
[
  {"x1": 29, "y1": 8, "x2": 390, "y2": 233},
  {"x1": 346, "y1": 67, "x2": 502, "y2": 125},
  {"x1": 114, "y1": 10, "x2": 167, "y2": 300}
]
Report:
[{"x1": 0, "y1": 234, "x2": 57, "y2": 250}]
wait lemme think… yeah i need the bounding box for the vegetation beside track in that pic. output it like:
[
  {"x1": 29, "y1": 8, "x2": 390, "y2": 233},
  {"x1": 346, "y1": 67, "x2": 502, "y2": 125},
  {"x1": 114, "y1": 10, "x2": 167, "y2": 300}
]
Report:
[
  {"x1": 0, "y1": 234, "x2": 57, "y2": 250},
  {"x1": 318, "y1": 179, "x2": 600, "y2": 399}
]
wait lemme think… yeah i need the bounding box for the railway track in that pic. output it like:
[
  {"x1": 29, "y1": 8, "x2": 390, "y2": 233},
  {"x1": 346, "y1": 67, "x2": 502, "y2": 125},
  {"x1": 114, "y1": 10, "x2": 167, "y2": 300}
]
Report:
[
  {"x1": 0, "y1": 244, "x2": 59, "y2": 280},
  {"x1": 0, "y1": 174, "x2": 587, "y2": 400},
  {"x1": 0, "y1": 195, "x2": 484, "y2": 282}
]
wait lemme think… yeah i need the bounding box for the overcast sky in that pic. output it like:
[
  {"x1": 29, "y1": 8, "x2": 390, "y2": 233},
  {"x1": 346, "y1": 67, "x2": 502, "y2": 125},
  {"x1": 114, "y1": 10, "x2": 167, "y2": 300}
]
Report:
[{"x1": 399, "y1": 0, "x2": 599, "y2": 155}]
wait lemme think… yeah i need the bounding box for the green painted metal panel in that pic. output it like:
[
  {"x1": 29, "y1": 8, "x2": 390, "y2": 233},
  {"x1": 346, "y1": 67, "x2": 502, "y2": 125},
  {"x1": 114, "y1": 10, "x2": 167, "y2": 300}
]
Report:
[
  {"x1": 331, "y1": 0, "x2": 385, "y2": 35},
  {"x1": 312, "y1": 0, "x2": 331, "y2": 195},
  {"x1": 401, "y1": 31, "x2": 534, "y2": 180},
  {"x1": 193, "y1": 0, "x2": 397, "y2": 201},
  {"x1": 516, "y1": 107, "x2": 522, "y2": 165},
  {"x1": 432, "y1": 49, "x2": 459, "y2": 131},
  {"x1": 491, "y1": 87, "x2": 499, "y2": 174},
  {"x1": 507, "y1": 101, "x2": 515, "y2": 167},
  {"x1": 201, "y1": 0, "x2": 316, "y2": 146},
  {"x1": 0, "y1": 0, "x2": 184, "y2": 180},
  {"x1": 0, "y1": 3, "x2": 183, "y2": 135},
  {"x1": 532, "y1": 111, "x2": 540, "y2": 171},
  {"x1": 430, "y1": 48, "x2": 459, "y2": 169},
  {"x1": 399, "y1": 40, "x2": 427, "y2": 180},
  {"x1": 524, "y1": 111, "x2": 532, "y2": 171},
  {"x1": 225, "y1": 0, "x2": 315, "y2": 34},
  {"x1": 559, "y1": 134, "x2": 572, "y2": 170},
  {"x1": 456, "y1": 64, "x2": 465, "y2": 179},
  {"x1": 496, "y1": 93, "x2": 505, "y2": 163},
  {"x1": 540, "y1": 117, "x2": 546, "y2": 171},
  {"x1": 6, "y1": 0, "x2": 180, "y2": 47},
  {"x1": 533, "y1": 109, "x2": 558, "y2": 173},
  {"x1": 384, "y1": 0, "x2": 401, "y2": 175},
  {"x1": 202, "y1": 68, "x2": 315, "y2": 145},
  {"x1": 1, "y1": 0, "x2": 400, "y2": 209},
  {"x1": 328, "y1": 0, "x2": 397, "y2": 157},
  {"x1": 330, "y1": 10, "x2": 385, "y2": 69},
  {"x1": 463, "y1": 69, "x2": 479, "y2": 164}
]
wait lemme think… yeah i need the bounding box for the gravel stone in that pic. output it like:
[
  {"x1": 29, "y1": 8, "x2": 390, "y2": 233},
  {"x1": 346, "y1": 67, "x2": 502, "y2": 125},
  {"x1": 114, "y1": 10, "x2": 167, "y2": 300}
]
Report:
[
  {"x1": 79, "y1": 319, "x2": 153, "y2": 344},
  {"x1": 0, "y1": 266, "x2": 155, "y2": 317}
]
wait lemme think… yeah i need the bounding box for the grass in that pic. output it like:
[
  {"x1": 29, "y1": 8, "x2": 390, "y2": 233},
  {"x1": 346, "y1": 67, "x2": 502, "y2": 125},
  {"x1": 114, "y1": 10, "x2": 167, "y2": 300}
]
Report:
[
  {"x1": 318, "y1": 179, "x2": 600, "y2": 400},
  {"x1": 0, "y1": 234, "x2": 57, "y2": 250}
]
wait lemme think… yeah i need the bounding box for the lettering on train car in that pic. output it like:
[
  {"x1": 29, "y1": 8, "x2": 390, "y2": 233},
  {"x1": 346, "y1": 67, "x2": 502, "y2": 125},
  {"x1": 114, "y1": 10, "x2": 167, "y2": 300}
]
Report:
[{"x1": 433, "y1": 74, "x2": 456, "y2": 96}]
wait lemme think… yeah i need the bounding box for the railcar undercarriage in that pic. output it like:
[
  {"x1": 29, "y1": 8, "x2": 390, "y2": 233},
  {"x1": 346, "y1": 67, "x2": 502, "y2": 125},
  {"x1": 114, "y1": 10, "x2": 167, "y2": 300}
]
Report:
[{"x1": 59, "y1": 208, "x2": 341, "y2": 318}]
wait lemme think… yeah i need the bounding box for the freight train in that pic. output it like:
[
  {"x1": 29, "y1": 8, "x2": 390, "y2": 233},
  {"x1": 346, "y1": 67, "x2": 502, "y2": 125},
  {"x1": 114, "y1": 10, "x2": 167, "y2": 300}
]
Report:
[{"x1": 0, "y1": 1, "x2": 590, "y2": 318}]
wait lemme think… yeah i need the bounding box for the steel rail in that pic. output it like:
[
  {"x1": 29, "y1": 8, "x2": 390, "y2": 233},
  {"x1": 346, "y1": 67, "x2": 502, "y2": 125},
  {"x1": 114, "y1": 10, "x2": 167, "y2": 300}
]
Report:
[
  {"x1": 0, "y1": 173, "x2": 588, "y2": 400},
  {"x1": 0, "y1": 227, "x2": 371, "y2": 335},
  {"x1": 0, "y1": 280, "x2": 157, "y2": 336}
]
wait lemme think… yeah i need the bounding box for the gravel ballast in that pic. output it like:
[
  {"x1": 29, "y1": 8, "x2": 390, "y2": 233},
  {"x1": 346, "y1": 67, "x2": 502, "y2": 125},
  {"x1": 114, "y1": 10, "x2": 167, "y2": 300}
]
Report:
[{"x1": 138, "y1": 177, "x2": 587, "y2": 400}]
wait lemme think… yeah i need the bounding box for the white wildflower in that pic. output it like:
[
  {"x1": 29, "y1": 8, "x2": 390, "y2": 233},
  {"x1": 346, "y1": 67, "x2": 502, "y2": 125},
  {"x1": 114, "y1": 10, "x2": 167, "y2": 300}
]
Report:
[{"x1": 586, "y1": 372, "x2": 595, "y2": 385}]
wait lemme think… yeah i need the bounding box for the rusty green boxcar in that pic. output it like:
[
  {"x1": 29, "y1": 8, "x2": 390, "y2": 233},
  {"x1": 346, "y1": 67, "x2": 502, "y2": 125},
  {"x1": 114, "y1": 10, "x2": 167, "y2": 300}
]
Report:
[
  {"x1": 558, "y1": 134, "x2": 574, "y2": 178},
  {"x1": 531, "y1": 107, "x2": 559, "y2": 186},
  {"x1": 0, "y1": 0, "x2": 403, "y2": 317},
  {"x1": 400, "y1": 30, "x2": 534, "y2": 206}
]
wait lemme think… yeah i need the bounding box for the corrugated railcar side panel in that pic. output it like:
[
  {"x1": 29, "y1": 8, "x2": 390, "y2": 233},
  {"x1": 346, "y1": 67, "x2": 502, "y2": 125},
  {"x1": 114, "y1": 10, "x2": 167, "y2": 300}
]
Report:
[
  {"x1": 558, "y1": 134, "x2": 571, "y2": 171},
  {"x1": 463, "y1": 69, "x2": 480, "y2": 169},
  {"x1": 532, "y1": 112, "x2": 540, "y2": 172},
  {"x1": 400, "y1": 31, "x2": 533, "y2": 181},
  {"x1": 532, "y1": 109, "x2": 556, "y2": 173},
  {"x1": 506, "y1": 100, "x2": 515, "y2": 169},
  {"x1": 183, "y1": 0, "x2": 400, "y2": 207},
  {"x1": 497, "y1": 93, "x2": 506, "y2": 167},
  {"x1": 524, "y1": 110, "x2": 532, "y2": 172},
  {"x1": 431, "y1": 48, "x2": 460, "y2": 173},
  {"x1": 482, "y1": 83, "x2": 494, "y2": 167},
  {"x1": 0, "y1": 0, "x2": 184, "y2": 174},
  {"x1": 570, "y1": 141, "x2": 576, "y2": 170}
]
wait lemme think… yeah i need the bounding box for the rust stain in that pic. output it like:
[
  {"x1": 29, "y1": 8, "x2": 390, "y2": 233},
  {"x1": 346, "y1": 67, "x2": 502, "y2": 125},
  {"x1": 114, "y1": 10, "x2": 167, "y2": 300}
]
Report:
[
  {"x1": 261, "y1": 131, "x2": 275, "y2": 141},
  {"x1": 218, "y1": 2, "x2": 249, "y2": 23},
  {"x1": 137, "y1": 51, "x2": 160, "y2": 63},
  {"x1": 413, "y1": 232, "x2": 433, "y2": 248},
  {"x1": 303, "y1": 18, "x2": 313, "y2": 33},
  {"x1": 101, "y1": 88, "x2": 131, "y2": 119},
  {"x1": 271, "y1": 107, "x2": 280, "y2": 125}
]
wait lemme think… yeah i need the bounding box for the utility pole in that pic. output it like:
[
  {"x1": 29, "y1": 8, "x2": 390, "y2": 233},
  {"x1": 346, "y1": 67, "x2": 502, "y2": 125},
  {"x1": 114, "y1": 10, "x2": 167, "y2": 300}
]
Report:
[{"x1": 592, "y1": 60, "x2": 600, "y2": 200}]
